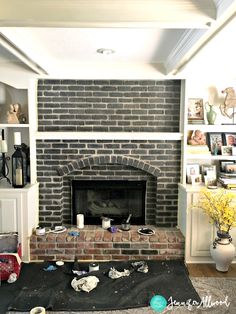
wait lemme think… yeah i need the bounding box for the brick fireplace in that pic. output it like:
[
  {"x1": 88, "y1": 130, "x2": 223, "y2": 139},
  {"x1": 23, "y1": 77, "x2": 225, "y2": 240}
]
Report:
[
  {"x1": 36, "y1": 142, "x2": 180, "y2": 227},
  {"x1": 31, "y1": 79, "x2": 183, "y2": 261}
]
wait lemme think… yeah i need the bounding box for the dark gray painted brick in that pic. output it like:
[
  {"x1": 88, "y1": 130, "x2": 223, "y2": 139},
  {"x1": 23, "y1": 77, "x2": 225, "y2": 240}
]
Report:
[{"x1": 37, "y1": 79, "x2": 180, "y2": 132}]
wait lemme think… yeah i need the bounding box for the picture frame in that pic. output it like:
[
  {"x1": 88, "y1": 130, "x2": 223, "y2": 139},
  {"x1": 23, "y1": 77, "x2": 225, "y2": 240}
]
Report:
[
  {"x1": 201, "y1": 164, "x2": 217, "y2": 186},
  {"x1": 225, "y1": 163, "x2": 236, "y2": 173},
  {"x1": 187, "y1": 98, "x2": 204, "y2": 121},
  {"x1": 220, "y1": 160, "x2": 235, "y2": 172},
  {"x1": 186, "y1": 164, "x2": 200, "y2": 184},
  {"x1": 223, "y1": 133, "x2": 236, "y2": 146},
  {"x1": 207, "y1": 133, "x2": 223, "y2": 155},
  {"x1": 201, "y1": 164, "x2": 217, "y2": 178},
  {"x1": 221, "y1": 145, "x2": 232, "y2": 156}
]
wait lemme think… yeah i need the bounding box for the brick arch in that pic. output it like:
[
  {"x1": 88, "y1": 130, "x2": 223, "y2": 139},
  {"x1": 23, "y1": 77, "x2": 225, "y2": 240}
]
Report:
[{"x1": 56, "y1": 155, "x2": 161, "y2": 177}]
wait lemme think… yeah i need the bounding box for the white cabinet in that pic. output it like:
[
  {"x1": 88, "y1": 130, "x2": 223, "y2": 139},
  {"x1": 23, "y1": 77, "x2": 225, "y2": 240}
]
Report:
[
  {"x1": 0, "y1": 198, "x2": 18, "y2": 232},
  {"x1": 178, "y1": 184, "x2": 236, "y2": 263},
  {"x1": 0, "y1": 183, "x2": 38, "y2": 262}
]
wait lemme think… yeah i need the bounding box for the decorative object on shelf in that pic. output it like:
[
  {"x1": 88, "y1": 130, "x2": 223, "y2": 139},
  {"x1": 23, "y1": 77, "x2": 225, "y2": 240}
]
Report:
[
  {"x1": 7, "y1": 104, "x2": 20, "y2": 124},
  {"x1": 6, "y1": 103, "x2": 27, "y2": 124},
  {"x1": 197, "y1": 188, "x2": 236, "y2": 272},
  {"x1": 188, "y1": 98, "x2": 204, "y2": 124},
  {"x1": 12, "y1": 132, "x2": 27, "y2": 188},
  {"x1": 223, "y1": 133, "x2": 236, "y2": 146},
  {"x1": 219, "y1": 160, "x2": 236, "y2": 173},
  {"x1": 206, "y1": 133, "x2": 223, "y2": 155},
  {"x1": 187, "y1": 130, "x2": 206, "y2": 145},
  {"x1": 205, "y1": 102, "x2": 217, "y2": 125},
  {"x1": 221, "y1": 146, "x2": 232, "y2": 156},
  {"x1": 186, "y1": 164, "x2": 201, "y2": 184},
  {"x1": 221, "y1": 87, "x2": 236, "y2": 121},
  {"x1": 201, "y1": 164, "x2": 217, "y2": 186},
  {"x1": 218, "y1": 161, "x2": 236, "y2": 188},
  {"x1": 0, "y1": 129, "x2": 11, "y2": 184}
]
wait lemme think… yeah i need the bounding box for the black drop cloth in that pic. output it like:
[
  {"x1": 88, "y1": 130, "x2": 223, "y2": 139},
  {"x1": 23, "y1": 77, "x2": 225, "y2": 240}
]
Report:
[{"x1": 0, "y1": 260, "x2": 200, "y2": 312}]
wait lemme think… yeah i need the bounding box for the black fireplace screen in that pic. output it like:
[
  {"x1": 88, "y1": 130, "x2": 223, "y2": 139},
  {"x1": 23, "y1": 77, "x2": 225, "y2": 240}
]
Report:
[{"x1": 72, "y1": 180, "x2": 146, "y2": 225}]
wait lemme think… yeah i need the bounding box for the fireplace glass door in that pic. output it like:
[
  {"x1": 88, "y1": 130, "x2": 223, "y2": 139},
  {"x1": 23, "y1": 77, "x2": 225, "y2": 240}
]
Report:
[{"x1": 72, "y1": 180, "x2": 146, "y2": 225}]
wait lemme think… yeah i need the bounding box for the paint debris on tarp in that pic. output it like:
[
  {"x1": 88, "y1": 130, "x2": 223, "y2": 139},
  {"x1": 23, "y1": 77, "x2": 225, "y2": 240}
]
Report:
[
  {"x1": 72, "y1": 270, "x2": 87, "y2": 276},
  {"x1": 131, "y1": 261, "x2": 148, "y2": 273},
  {"x1": 43, "y1": 265, "x2": 57, "y2": 272},
  {"x1": 7, "y1": 272, "x2": 17, "y2": 283},
  {"x1": 108, "y1": 261, "x2": 149, "y2": 279},
  {"x1": 108, "y1": 267, "x2": 131, "y2": 279},
  {"x1": 71, "y1": 276, "x2": 99, "y2": 292}
]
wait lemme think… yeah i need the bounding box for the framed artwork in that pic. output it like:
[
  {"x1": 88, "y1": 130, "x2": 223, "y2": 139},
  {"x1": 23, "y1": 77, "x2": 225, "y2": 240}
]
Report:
[
  {"x1": 186, "y1": 164, "x2": 200, "y2": 184},
  {"x1": 225, "y1": 163, "x2": 236, "y2": 173},
  {"x1": 221, "y1": 146, "x2": 232, "y2": 156},
  {"x1": 187, "y1": 98, "x2": 204, "y2": 121},
  {"x1": 220, "y1": 160, "x2": 235, "y2": 172},
  {"x1": 223, "y1": 133, "x2": 236, "y2": 146},
  {"x1": 201, "y1": 164, "x2": 217, "y2": 185},
  {"x1": 201, "y1": 164, "x2": 216, "y2": 177},
  {"x1": 207, "y1": 133, "x2": 223, "y2": 155}
]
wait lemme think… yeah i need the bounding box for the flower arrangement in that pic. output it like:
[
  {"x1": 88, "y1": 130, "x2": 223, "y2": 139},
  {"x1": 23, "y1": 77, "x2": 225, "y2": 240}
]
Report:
[{"x1": 197, "y1": 188, "x2": 236, "y2": 234}]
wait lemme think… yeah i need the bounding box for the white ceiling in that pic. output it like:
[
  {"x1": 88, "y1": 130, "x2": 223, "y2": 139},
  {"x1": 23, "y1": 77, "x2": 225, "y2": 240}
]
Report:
[{"x1": 0, "y1": 0, "x2": 236, "y2": 77}]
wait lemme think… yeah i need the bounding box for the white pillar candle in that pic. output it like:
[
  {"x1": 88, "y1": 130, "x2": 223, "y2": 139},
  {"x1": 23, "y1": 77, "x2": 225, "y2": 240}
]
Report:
[
  {"x1": 1, "y1": 140, "x2": 8, "y2": 153},
  {"x1": 76, "y1": 214, "x2": 84, "y2": 229},
  {"x1": 16, "y1": 167, "x2": 23, "y2": 185},
  {"x1": 14, "y1": 132, "x2": 21, "y2": 145}
]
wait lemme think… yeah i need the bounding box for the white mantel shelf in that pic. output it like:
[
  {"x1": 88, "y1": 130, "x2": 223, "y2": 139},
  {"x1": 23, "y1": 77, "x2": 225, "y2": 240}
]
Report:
[
  {"x1": 0, "y1": 182, "x2": 36, "y2": 191},
  {"x1": 35, "y1": 132, "x2": 183, "y2": 141}
]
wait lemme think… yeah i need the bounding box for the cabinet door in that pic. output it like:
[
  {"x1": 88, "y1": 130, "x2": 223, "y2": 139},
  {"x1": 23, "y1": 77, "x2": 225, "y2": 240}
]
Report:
[
  {"x1": 190, "y1": 194, "x2": 215, "y2": 257},
  {"x1": 0, "y1": 198, "x2": 18, "y2": 232}
]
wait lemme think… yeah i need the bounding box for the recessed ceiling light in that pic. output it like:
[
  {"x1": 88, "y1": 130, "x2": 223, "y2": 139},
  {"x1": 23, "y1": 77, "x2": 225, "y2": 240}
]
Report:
[{"x1": 96, "y1": 48, "x2": 115, "y2": 55}]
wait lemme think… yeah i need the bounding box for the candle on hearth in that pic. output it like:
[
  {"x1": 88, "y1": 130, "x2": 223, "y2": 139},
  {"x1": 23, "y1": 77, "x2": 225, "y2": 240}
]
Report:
[
  {"x1": 14, "y1": 132, "x2": 21, "y2": 146},
  {"x1": 76, "y1": 214, "x2": 84, "y2": 229}
]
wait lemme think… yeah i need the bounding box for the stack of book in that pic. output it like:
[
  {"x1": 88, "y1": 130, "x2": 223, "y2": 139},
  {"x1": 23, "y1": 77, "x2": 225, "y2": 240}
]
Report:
[
  {"x1": 218, "y1": 172, "x2": 236, "y2": 189},
  {"x1": 186, "y1": 145, "x2": 211, "y2": 155},
  {"x1": 188, "y1": 119, "x2": 205, "y2": 125}
]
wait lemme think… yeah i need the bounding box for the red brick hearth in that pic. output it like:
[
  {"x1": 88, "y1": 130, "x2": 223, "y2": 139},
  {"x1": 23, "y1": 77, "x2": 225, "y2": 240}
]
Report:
[{"x1": 30, "y1": 226, "x2": 184, "y2": 261}]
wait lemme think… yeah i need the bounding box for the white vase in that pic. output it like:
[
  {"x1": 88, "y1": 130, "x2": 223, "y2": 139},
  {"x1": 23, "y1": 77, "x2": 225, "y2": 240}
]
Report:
[{"x1": 210, "y1": 232, "x2": 235, "y2": 272}]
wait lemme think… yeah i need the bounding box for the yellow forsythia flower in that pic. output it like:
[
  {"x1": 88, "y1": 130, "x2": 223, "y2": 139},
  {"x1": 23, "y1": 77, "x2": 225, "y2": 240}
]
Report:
[{"x1": 197, "y1": 188, "x2": 236, "y2": 234}]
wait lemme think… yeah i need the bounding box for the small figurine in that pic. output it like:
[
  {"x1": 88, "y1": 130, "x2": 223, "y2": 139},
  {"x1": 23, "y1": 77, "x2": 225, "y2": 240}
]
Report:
[
  {"x1": 221, "y1": 87, "x2": 236, "y2": 119},
  {"x1": 7, "y1": 103, "x2": 20, "y2": 124},
  {"x1": 188, "y1": 130, "x2": 206, "y2": 145}
]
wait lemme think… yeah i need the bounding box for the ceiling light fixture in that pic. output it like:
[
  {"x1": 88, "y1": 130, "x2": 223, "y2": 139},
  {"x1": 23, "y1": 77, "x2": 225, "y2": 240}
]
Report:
[{"x1": 97, "y1": 48, "x2": 115, "y2": 55}]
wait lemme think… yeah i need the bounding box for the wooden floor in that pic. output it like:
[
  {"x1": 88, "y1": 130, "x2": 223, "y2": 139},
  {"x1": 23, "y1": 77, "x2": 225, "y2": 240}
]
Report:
[{"x1": 187, "y1": 263, "x2": 236, "y2": 277}]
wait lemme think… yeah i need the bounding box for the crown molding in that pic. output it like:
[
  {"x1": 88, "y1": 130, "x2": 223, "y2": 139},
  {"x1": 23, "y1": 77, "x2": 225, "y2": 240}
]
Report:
[
  {"x1": 164, "y1": 29, "x2": 206, "y2": 74},
  {"x1": 215, "y1": 0, "x2": 235, "y2": 17},
  {"x1": 0, "y1": 33, "x2": 48, "y2": 75}
]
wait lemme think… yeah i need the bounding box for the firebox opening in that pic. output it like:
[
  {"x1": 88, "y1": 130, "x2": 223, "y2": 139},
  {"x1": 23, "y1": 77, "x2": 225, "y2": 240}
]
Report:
[{"x1": 72, "y1": 180, "x2": 146, "y2": 225}]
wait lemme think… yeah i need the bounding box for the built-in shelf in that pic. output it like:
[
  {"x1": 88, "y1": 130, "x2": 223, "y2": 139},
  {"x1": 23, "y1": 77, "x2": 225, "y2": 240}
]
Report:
[
  {"x1": 187, "y1": 124, "x2": 236, "y2": 132},
  {"x1": 35, "y1": 132, "x2": 183, "y2": 141},
  {"x1": 0, "y1": 124, "x2": 30, "y2": 128},
  {"x1": 186, "y1": 154, "x2": 236, "y2": 160}
]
